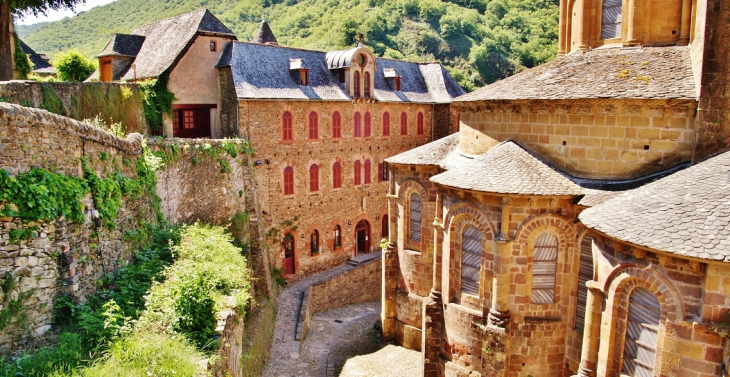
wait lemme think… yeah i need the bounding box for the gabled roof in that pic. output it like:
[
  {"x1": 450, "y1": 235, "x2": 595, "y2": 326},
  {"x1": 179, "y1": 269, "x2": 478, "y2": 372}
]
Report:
[
  {"x1": 97, "y1": 34, "x2": 146, "y2": 58},
  {"x1": 455, "y1": 46, "x2": 696, "y2": 102},
  {"x1": 118, "y1": 9, "x2": 236, "y2": 81},
  {"x1": 19, "y1": 40, "x2": 53, "y2": 73},
  {"x1": 579, "y1": 150, "x2": 730, "y2": 262},
  {"x1": 429, "y1": 141, "x2": 584, "y2": 196},
  {"x1": 386, "y1": 133, "x2": 460, "y2": 167},
  {"x1": 252, "y1": 19, "x2": 277, "y2": 45},
  {"x1": 218, "y1": 42, "x2": 464, "y2": 103}
]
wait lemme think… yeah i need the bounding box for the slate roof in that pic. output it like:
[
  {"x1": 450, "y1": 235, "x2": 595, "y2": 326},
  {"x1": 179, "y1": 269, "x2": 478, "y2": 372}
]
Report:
[
  {"x1": 19, "y1": 40, "x2": 53, "y2": 73},
  {"x1": 97, "y1": 34, "x2": 146, "y2": 58},
  {"x1": 220, "y1": 42, "x2": 464, "y2": 103},
  {"x1": 578, "y1": 189, "x2": 626, "y2": 207},
  {"x1": 455, "y1": 46, "x2": 696, "y2": 102},
  {"x1": 579, "y1": 150, "x2": 730, "y2": 262},
  {"x1": 117, "y1": 9, "x2": 235, "y2": 81},
  {"x1": 252, "y1": 19, "x2": 278, "y2": 45},
  {"x1": 386, "y1": 133, "x2": 460, "y2": 167},
  {"x1": 429, "y1": 141, "x2": 584, "y2": 196}
]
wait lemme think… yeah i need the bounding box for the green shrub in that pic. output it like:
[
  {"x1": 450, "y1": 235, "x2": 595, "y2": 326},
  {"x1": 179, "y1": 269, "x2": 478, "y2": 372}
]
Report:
[
  {"x1": 77, "y1": 331, "x2": 206, "y2": 377},
  {"x1": 13, "y1": 33, "x2": 33, "y2": 80},
  {"x1": 0, "y1": 332, "x2": 85, "y2": 377},
  {"x1": 0, "y1": 168, "x2": 88, "y2": 223},
  {"x1": 54, "y1": 50, "x2": 96, "y2": 82}
]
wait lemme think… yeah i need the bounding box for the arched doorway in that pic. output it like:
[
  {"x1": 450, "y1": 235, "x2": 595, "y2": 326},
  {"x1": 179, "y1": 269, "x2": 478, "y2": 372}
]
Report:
[
  {"x1": 283, "y1": 234, "x2": 295, "y2": 275},
  {"x1": 355, "y1": 219, "x2": 371, "y2": 255}
]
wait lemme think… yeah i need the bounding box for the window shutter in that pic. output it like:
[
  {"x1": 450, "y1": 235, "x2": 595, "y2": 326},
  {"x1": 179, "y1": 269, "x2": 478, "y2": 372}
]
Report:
[
  {"x1": 409, "y1": 193, "x2": 422, "y2": 242},
  {"x1": 575, "y1": 235, "x2": 594, "y2": 331},
  {"x1": 601, "y1": 0, "x2": 623, "y2": 39},
  {"x1": 461, "y1": 226, "x2": 481, "y2": 296},
  {"x1": 531, "y1": 233, "x2": 558, "y2": 304},
  {"x1": 622, "y1": 288, "x2": 660, "y2": 376}
]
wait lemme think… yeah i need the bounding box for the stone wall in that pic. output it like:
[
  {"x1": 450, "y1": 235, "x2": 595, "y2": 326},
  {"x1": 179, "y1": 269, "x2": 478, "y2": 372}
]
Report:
[
  {"x1": 239, "y1": 99, "x2": 438, "y2": 279},
  {"x1": 0, "y1": 103, "x2": 156, "y2": 346},
  {"x1": 456, "y1": 98, "x2": 697, "y2": 180},
  {"x1": 0, "y1": 81, "x2": 147, "y2": 135}
]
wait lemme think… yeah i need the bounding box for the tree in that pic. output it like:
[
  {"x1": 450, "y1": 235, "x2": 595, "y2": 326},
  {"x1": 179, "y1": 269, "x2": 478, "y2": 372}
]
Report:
[
  {"x1": 54, "y1": 49, "x2": 96, "y2": 81},
  {"x1": 0, "y1": 0, "x2": 84, "y2": 81}
]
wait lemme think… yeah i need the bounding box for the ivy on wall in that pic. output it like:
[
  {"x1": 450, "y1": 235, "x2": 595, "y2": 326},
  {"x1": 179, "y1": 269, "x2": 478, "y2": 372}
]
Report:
[
  {"x1": 12, "y1": 33, "x2": 32, "y2": 80},
  {"x1": 0, "y1": 168, "x2": 87, "y2": 223},
  {"x1": 139, "y1": 73, "x2": 175, "y2": 134}
]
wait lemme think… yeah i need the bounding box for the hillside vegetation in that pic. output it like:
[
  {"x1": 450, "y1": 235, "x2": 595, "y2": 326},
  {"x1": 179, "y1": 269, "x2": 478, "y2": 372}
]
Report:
[{"x1": 17, "y1": 0, "x2": 559, "y2": 90}]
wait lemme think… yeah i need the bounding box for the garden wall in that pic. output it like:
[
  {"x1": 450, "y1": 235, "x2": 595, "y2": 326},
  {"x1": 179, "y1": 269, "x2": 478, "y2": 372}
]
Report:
[{"x1": 0, "y1": 81, "x2": 146, "y2": 135}]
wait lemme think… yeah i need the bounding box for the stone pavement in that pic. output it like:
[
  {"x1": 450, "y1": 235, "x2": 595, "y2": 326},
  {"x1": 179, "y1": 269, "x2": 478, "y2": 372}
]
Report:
[{"x1": 261, "y1": 264, "x2": 421, "y2": 377}]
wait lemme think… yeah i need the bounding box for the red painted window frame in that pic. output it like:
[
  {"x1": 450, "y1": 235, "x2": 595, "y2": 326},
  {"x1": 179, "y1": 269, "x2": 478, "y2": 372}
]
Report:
[
  {"x1": 309, "y1": 164, "x2": 319, "y2": 192},
  {"x1": 393, "y1": 77, "x2": 401, "y2": 91},
  {"x1": 417, "y1": 112, "x2": 424, "y2": 135},
  {"x1": 353, "y1": 71, "x2": 360, "y2": 98},
  {"x1": 333, "y1": 162, "x2": 342, "y2": 188},
  {"x1": 354, "y1": 111, "x2": 361, "y2": 137},
  {"x1": 354, "y1": 160, "x2": 361, "y2": 186},
  {"x1": 282, "y1": 111, "x2": 293, "y2": 141},
  {"x1": 308, "y1": 111, "x2": 318, "y2": 140},
  {"x1": 332, "y1": 111, "x2": 342, "y2": 138},
  {"x1": 382, "y1": 112, "x2": 390, "y2": 136},
  {"x1": 364, "y1": 159, "x2": 371, "y2": 184},
  {"x1": 283, "y1": 166, "x2": 294, "y2": 195},
  {"x1": 364, "y1": 112, "x2": 372, "y2": 137},
  {"x1": 363, "y1": 72, "x2": 371, "y2": 98},
  {"x1": 400, "y1": 112, "x2": 408, "y2": 136}
]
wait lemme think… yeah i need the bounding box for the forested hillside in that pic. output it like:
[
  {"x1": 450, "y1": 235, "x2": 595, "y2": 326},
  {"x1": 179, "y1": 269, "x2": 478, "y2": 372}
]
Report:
[{"x1": 17, "y1": 0, "x2": 559, "y2": 90}]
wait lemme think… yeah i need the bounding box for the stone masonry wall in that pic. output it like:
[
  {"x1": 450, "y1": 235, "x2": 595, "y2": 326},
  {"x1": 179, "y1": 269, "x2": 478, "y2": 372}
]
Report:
[
  {"x1": 239, "y1": 99, "x2": 437, "y2": 279},
  {"x1": 457, "y1": 98, "x2": 698, "y2": 180},
  {"x1": 0, "y1": 103, "x2": 156, "y2": 346},
  {"x1": 0, "y1": 81, "x2": 147, "y2": 135}
]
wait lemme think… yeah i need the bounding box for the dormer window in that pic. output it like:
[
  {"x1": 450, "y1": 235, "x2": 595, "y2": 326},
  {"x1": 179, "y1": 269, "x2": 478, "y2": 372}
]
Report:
[
  {"x1": 384, "y1": 68, "x2": 401, "y2": 91},
  {"x1": 290, "y1": 58, "x2": 310, "y2": 86}
]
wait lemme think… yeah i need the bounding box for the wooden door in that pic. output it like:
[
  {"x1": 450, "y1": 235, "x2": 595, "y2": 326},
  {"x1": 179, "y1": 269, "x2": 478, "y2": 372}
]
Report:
[
  {"x1": 172, "y1": 108, "x2": 212, "y2": 138},
  {"x1": 355, "y1": 220, "x2": 370, "y2": 255},
  {"x1": 283, "y1": 235, "x2": 295, "y2": 275}
]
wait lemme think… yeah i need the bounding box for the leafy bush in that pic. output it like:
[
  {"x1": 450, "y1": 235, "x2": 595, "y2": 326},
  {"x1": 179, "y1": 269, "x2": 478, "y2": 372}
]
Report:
[
  {"x1": 77, "y1": 331, "x2": 206, "y2": 377},
  {"x1": 0, "y1": 332, "x2": 85, "y2": 377},
  {"x1": 83, "y1": 115, "x2": 125, "y2": 139},
  {"x1": 53, "y1": 50, "x2": 96, "y2": 82},
  {"x1": 13, "y1": 33, "x2": 33, "y2": 79},
  {"x1": 0, "y1": 168, "x2": 88, "y2": 223}
]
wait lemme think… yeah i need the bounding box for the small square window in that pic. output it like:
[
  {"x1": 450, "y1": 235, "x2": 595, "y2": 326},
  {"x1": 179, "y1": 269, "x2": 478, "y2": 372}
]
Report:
[{"x1": 210, "y1": 41, "x2": 217, "y2": 51}]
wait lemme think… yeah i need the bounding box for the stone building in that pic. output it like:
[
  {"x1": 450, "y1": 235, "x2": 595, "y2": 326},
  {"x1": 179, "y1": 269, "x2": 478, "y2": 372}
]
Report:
[
  {"x1": 382, "y1": 0, "x2": 730, "y2": 376},
  {"x1": 89, "y1": 9, "x2": 238, "y2": 138},
  {"x1": 214, "y1": 26, "x2": 464, "y2": 278}
]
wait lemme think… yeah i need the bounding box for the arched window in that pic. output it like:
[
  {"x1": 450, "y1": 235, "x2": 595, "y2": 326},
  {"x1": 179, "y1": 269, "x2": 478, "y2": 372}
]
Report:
[
  {"x1": 283, "y1": 166, "x2": 294, "y2": 195},
  {"x1": 353, "y1": 111, "x2": 361, "y2": 137},
  {"x1": 601, "y1": 0, "x2": 622, "y2": 40},
  {"x1": 400, "y1": 112, "x2": 408, "y2": 136},
  {"x1": 531, "y1": 233, "x2": 558, "y2": 304},
  {"x1": 363, "y1": 72, "x2": 371, "y2": 98},
  {"x1": 461, "y1": 225, "x2": 481, "y2": 296},
  {"x1": 364, "y1": 159, "x2": 371, "y2": 184},
  {"x1": 364, "y1": 111, "x2": 372, "y2": 137},
  {"x1": 332, "y1": 111, "x2": 341, "y2": 138},
  {"x1": 354, "y1": 160, "x2": 362, "y2": 186},
  {"x1": 622, "y1": 288, "x2": 660, "y2": 376},
  {"x1": 417, "y1": 112, "x2": 424, "y2": 135},
  {"x1": 575, "y1": 234, "x2": 594, "y2": 331},
  {"x1": 282, "y1": 111, "x2": 293, "y2": 141},
  {"x1": 310, "y1": 230, "x2": 320, "y2": 256},
  {"x1": 353, "y1": 71, "x2": 360, "y2": 98},
  {"x1": 332, "y1": 162, "x2": 342, "y2": 188},
  {"x1": 409, "y1": 193, "x2": 421, "y2": 242},
  {"x1": 333, "y1": 225, "x2": 342, "y2": 250},
  {"x1": 382, "y1": 111, "x2": 390, "y2": 136},
  {"x1": 308, "y1": 111, "x2": 318, "y2": 139},
  {"x1": 309, "y1": 164, "x2": 319, "y2": 192},
  {"x1": 381, "y1": 215, "x2": 389, "y2": 238}
]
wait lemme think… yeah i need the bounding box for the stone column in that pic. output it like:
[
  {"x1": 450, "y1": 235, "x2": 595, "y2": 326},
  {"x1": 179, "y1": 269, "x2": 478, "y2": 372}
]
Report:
[
  {"x1": 423, "y1": 190, "x2": 445, "y2": 377},
  {"x1": 570, "y1": 0, "x2": 590, "y2": 52},
  {"x1": 679, "y1": 0, "x2": 692, "y2": 44},
  {"x1": 625, "y1": 0, "x2": 640, "y2": 45},
  {"x1": 576, "y1": 282, "x2": 605, "y2": 377},
  {"x1": 382, "y1": 173, "x2": 399, "y2": 341},
  {"x1": 558, "y1": 0, "x2": 568, "y2": 54},
  {"x1": 489, "y1": 197, "x2": 512, "y2": 328}
]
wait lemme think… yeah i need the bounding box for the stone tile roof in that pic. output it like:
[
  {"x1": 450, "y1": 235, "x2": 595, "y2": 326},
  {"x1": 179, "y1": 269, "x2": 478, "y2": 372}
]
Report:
[
  {"x1": 97, "y1": 34, "x2": 146, "y2": 58},
  {"x1": 579, "y1": 150, "x2": 730, "y2": 262},
  {"x1": 219, "y1": 42, "x2": 463, "y2": 103},
  {"x1": 578, "y1": 189, "x2": 625, "y2": 207},
  {"x1": 385, "y1": 133, "x2": 460, "y2": 166},
  {"x1": 19, "y1": 40, "x2": 53, "y2": 73},
  {"x1": 455, "y1": 46, "x2": 696, "y2": 102},
  {"x1": 118, "y1": 9, "x2": 236, "y2": 80},
  {"x1": 430, "y1": 141, "x2": 584, "y2": 196},
  {"x1": 252, "y1": 19, "x2": 277, "y2": 44}
]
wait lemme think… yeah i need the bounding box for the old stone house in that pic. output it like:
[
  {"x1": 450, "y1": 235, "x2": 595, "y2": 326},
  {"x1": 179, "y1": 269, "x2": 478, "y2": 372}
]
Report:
[
  {"x1": 382, "y1": 0, "x2": 730, "y2": 376},
  {"x1": 214, "y1": 24, "x2": 464, "y2": 278},
  {"x1": 89, "y1": 9, "x2": 237, "y2": 138}
]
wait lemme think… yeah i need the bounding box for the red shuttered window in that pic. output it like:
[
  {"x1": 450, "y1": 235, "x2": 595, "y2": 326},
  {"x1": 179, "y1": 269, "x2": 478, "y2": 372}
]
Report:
[
  {"x1": 332, "y1": 162, "x2": 342, "y2": 188},
  {"x1": 417, "y1": 112, "x2": 424, "y2": 135},
  {"x1": 354, "y1": 160, "x2": 361, "y2": 185},
  {"x1": 382, "y1": 112, "x2": 390, "y2": 136},
  {"x1": 400, "y1": 112, "x2": 408, "y2": 136},
  {"x1": 364, "y1": 159, "x2": 371, "y2": 184},
  {"x1": 364, "y1": 112, "x2": 372, "y2": 137},
  {"x1": 332, "y1": 111, "x2": 341, "y2": 138},
  {"x1": 308, "y1": 111, "x2": 318, "y2": 140},
  {"x1": 283, "y1": 166, "x2": 294, "y2": 195},
  {"x1": 309, "y1": 164, "x2": 319, "y2": 192},
  {"x1": 282, "y1": 111, "x2": 293, "y2": 141}
]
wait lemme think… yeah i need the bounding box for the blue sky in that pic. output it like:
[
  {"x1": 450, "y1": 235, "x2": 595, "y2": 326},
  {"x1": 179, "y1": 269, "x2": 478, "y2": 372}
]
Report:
[{"x1": 15, "y1": 0, "x2": 118, "y2": 25}]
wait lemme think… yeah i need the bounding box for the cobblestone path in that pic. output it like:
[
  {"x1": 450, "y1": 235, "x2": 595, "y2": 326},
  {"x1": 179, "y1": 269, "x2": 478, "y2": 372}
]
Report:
[{"x1": 261, "y1": 266, "x2": 421, "y2": 377}]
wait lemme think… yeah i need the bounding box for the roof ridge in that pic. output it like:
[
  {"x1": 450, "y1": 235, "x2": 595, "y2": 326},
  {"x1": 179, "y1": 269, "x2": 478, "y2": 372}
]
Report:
[{"x1": 133, "y1": 8, "x2": 207, "y2": 31}]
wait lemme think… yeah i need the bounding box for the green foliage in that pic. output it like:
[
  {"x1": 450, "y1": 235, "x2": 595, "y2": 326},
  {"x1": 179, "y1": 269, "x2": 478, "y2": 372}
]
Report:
[
  {"x1": 0, "y1": 272, "x2": 34, "y2": 332},
  {"x1": 0, "y1": 332, "x2": 84, "y2": 377},
  {"x1": 139, "y1": 73, "x2": 174, "y2": 134},
  {"x1": 40, "y1": 83, "x2": 67, "y2": 116},
  {"x1": 0, "y1": 168, "x2": 88, "y2": 223},
  {"x1": 53, "y1": 49, "x2": 97, "y2": 82},
  {"x1": 218, "y1": 159, "x2": 232, "y2": 173},
  {"x1": 13, "y1": 33, "x2": 33, "y2": 79},
  {"x1": 82, "y1": 158, "x2": 122, "y2": 229},
  {"x1": 8, "y1": 226, "x2": 38, "y2": 244},
  {"x1": 17, "y1": 0, "x2": 559, "y2": 90}
]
